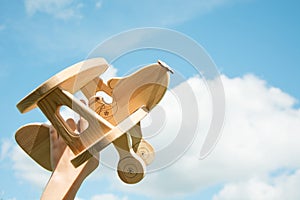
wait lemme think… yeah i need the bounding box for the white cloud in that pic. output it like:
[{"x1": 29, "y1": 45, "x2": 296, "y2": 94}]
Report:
[
  {"x1": 100, "y1": 64, "x2": 118, "y2": 83},
  {"x1": 75, "y1": 197, "x2": 85, "y2": 200},
  {"x1": 213, "y1": 169, "x2": 300, "y2": 200},
  {"x1": 8, "y1": 73, "x2": 300, "y2": 199},
  {"x1": 91, "y1": 193, "x2": 127, "y2": 200},
  {"x1": 0, "y1": 191, "x2": 15, "y2": 200},
  {"x1": 24, "y1": 0, "x2": 83, "y2": 19},
  {"x1": 11, "y1": 145, "x2": 50, "y2": 188},
  {"x1": 0, "y1": 139, "x2": 12, "y2": 160},
  {"x1": 97, "y1": 74, "x2": 300, "y2": 198}
]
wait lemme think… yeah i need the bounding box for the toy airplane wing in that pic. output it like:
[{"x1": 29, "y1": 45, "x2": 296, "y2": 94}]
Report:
[
  {"x1": 15, "y1": 58, "x2": 172, "y2": 184},
  {"x1": 15, "y1": 123, "x2": 52, "y2": 171}
]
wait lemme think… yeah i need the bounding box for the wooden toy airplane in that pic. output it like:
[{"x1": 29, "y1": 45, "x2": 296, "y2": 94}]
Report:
[{"x1": 15, "y1": 58, "x2": 172, "y2": 184}]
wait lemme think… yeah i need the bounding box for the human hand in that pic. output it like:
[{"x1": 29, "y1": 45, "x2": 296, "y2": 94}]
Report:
[{"x1": 42, "y1": 116, "x2": 99, "y2": 200}]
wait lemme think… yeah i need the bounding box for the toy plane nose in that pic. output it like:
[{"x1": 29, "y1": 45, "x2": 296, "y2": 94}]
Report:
[{"x1": 157, "y1": 60, "x2": 174, "y2": 74}]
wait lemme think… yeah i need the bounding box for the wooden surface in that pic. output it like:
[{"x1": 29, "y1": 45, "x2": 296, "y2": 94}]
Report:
[
  {"x1": 16, "y1": 57, "x2": 111, "y2": 167},
  {"x1": 83, "y1": 61, "x2": 170, "y2": 183},
  {"x1": 111, "y1": 63, "x2": 170, "y2": 122},
  {"x1": 15, "y1": 123, "x2": 52, "y2": 171},
  {"x1": 87, "y1": 62, "x2": 170, "y2": 134},
  {"x1": 88, "y1": 62, "x2": 169, "y2": 164},
  {"x1": 132, "y1": 139, "x2": 155, "y2": 165},
  {"x1": 71, "y1": 106, "x2": 149, "y2": 168},
  {"x1": 117, "y1": 149, "x2": 146, "y2": 184},
  {"x1": 41, "y1": 142, "x2": 99, "y2": 200},
  {"x1": 17, "y1": 58, "x2": 109, "y2": 113},
  {"x1": 16, "y1": 60, "x2": 171, "y2": 184}
]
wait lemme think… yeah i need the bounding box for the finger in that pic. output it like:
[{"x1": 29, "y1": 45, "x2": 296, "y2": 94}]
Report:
[
  {"x1": 49, "y1": 125, "x2": 58, "y2": 140},
  {"x1": 49, "y1": 124, "x2": 64, "y2": 170},
  {"x1": 77, "y1": 117, "x2": 88, "y2": 133},
  {"x1": 66, "y1": 118, "x2": 77, "y2": 131},
  {"x1": 77, "y1": 99, "x2": 88, "y2": 133},
  {"x1": 80, "y1": 99, "x2": 87, "y2": 105},
  {"x1": 50, "y1": 124, "x2": 67, "y2": 149}
]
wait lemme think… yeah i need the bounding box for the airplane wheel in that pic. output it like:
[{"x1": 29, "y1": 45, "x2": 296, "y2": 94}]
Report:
[
  {"x1": 133, "y1": 140, "x2": 155, "y2": 165},
  {"x1": 117, "y1": 156, "x2": 145, "y2": 184}
]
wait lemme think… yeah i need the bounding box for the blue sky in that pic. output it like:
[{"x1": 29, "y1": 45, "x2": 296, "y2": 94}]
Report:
[{"x1": 1, "y1": 0, "x2": 300, "y2": 200}]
